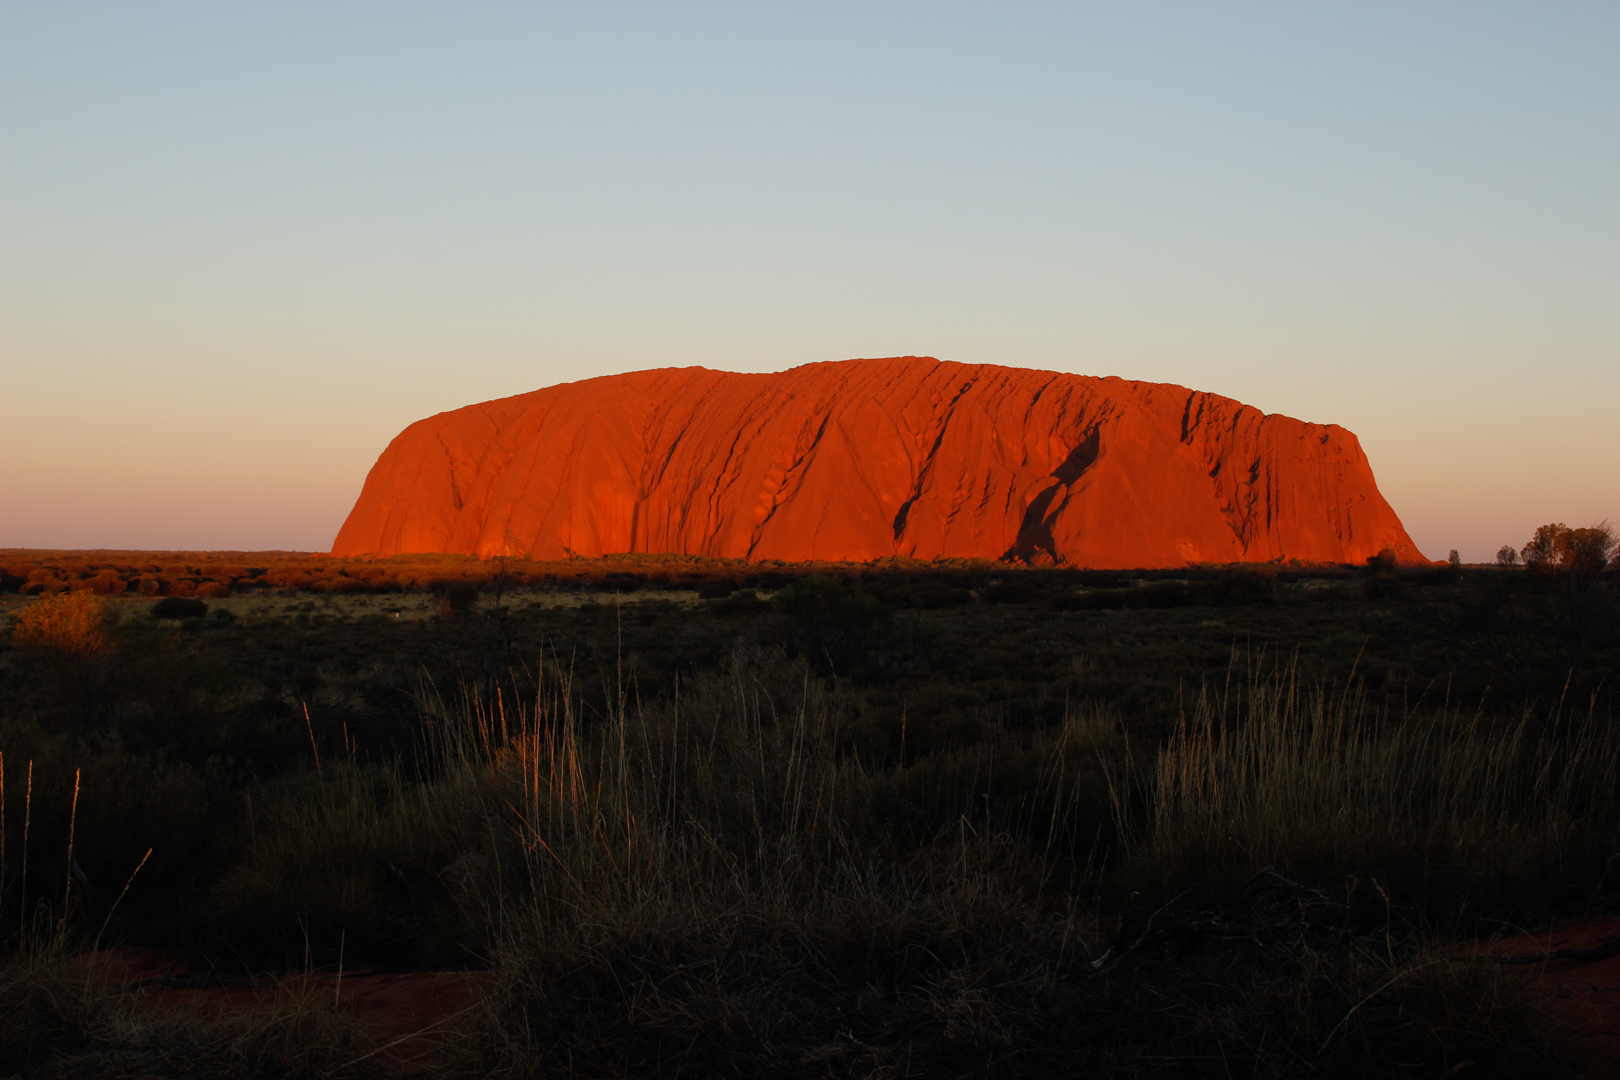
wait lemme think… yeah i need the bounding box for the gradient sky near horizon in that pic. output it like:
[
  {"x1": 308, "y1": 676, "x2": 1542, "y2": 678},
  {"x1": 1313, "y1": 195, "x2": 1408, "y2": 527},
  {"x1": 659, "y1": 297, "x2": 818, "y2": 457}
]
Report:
[{"x1": 2, "y1": 2, "x2": 1616, "y2": 562}]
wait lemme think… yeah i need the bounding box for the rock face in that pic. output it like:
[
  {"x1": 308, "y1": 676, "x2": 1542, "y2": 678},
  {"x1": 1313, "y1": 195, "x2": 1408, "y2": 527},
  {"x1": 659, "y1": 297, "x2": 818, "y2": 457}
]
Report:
[{"x1": 331, "y1": 357, "x2": 1425, "y2": 568}]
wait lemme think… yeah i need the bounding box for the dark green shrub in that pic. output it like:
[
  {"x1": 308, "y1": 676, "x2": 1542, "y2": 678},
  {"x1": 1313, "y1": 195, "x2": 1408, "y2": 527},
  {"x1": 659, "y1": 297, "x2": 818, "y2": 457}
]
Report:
[
  {"x1": 1362, "y1": 573, "x2": 1403, "y2": 600},
  {"x1": 1204, "y1": 569, "x2": 1275, "y2": 606},
  {"x1": 434, "y1": 579, "x2": 480, "y2": 620},
  {"x1": 772, "y1": 575, "x2": 892, "y2": 673},
  {"x1": 1127, "y1": 582, "x2": 1192, "y2": 608},
  {"x1": 151, "y1": 597, "x2": 209, "y2": 620},
  {"x1": 707, "y1": 591, "x2": 771, "y2": 617},
  {"x1": 981, "y1": 579, "x2": 1039, "y2": 604},
  {"x1": 1365, "y1": 546, "x2": 1398, "y2": 572}
]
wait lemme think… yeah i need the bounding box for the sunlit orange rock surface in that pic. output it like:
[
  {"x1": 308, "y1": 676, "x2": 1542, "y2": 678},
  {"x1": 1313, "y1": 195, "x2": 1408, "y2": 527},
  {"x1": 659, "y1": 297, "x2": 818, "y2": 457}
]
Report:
[{"x1": 332, "y1": 357, "x2": 1425, "y2": 568}]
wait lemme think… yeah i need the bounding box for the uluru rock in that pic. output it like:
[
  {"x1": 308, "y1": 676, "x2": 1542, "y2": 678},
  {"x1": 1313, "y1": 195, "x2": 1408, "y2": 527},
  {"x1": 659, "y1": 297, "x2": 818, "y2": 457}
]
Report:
[{"x1": 331, "y1": 357, "x2": 1425, "y2": 568}]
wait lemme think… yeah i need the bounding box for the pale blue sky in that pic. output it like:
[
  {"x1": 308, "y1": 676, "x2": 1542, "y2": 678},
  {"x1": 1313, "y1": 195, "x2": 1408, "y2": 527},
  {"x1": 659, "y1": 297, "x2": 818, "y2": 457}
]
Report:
[{"x1": 2, "y1": 2, "x2": 1615, "y2": 559}]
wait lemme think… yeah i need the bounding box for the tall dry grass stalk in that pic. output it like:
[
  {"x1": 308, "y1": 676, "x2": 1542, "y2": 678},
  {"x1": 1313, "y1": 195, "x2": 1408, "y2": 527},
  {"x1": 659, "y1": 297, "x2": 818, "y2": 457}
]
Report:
[
  {"x1": 427, "y1": 651, "x2": 1587, "y2": 1078},
  {"x1": 1122, "y1": 658, "x2": 1620, "y2": 897},
  {"x1": 423, "y1": 647, "x2": 883, "y2": 928}
]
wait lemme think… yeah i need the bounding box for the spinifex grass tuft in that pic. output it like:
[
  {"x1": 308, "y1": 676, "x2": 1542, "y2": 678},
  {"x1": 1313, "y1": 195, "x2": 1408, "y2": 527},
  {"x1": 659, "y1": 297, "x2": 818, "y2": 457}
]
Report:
[
  {"x1": 427, "y1": 651, "x2": 1589, "y2": 1078},
  {"x1": 1116, "y1": 656, "x2": 1620, "y2": 921}
]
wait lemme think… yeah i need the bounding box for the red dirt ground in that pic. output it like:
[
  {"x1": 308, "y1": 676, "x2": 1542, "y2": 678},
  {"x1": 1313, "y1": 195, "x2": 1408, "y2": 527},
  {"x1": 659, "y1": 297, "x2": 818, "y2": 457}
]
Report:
[
  {"x1": 79, "y1": 921, "x2": 1620, "y2": 1073},
  {"x1": 82, "y1": 948, "x2": 486, "y2": 1074},
  {"x1": 1478, "y1": 916, "x2": 1620, "y2": 1066}
]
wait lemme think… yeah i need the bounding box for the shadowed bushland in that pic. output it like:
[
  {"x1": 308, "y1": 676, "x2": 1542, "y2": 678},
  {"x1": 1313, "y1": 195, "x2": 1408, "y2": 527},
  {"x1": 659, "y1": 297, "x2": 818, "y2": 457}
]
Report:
[
  {"x1": 1, "y1": 545, "x2": 1617, "y2": 1076},
  {"x1": 154, "y1": 650, "x2": 1601, "y2": 1077}
]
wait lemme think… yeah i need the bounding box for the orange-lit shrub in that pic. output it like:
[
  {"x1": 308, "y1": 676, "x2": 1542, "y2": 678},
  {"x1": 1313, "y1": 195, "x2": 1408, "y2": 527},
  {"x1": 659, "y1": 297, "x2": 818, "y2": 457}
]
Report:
[
  {"x1": 196, "y1": 581, "x2": 231, "y2": 599},
  {"x1": 9, "y1": 589, "x2": 114, "y2": 661},
  {"x1": 267, "y1": 571, "x2": 315, "y2": 590},
  {"x1": 83, "y1": 569, "x2": 128, "y2": 596}
]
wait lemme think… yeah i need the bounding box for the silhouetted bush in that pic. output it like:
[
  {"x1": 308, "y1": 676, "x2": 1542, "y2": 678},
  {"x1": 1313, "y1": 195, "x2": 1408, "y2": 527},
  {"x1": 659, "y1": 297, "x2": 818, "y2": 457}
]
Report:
[
  {"x1": 1362, "y1": 572, "x2": 1404, "y2": 600},
  {"x1": 982, "y1": 579, "x2": 1040, "y2": 604},
  {"x1": 773, "y1": 574, "x2": 892, "y2": 673},
  {"x1": 1365, "y1": 546, "x2": 1398, "y2": 573},
  {"x1": 435, "y1": 579, "x2": 481, "y2": 620},
  {"x1": 151, "y1": 597, "x2": 209, "y2": 620},
  {"x1": 1077, "y1": 571, "x2": 1130, "y2": 589},
  {"x1": 1205, "y1": 569, "x2": 1275, "y2": 606},
  {"x1": 706, "y1": 590, "x2": 772, "y2": 617},
  {"x1": 1130, "y1": 581, "x2": 1193, "y2": 608}
]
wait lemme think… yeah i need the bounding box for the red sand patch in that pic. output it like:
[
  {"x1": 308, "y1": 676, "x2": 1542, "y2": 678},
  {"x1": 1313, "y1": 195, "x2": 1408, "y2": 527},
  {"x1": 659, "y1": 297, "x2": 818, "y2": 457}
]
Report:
[
  {"x1": 80, "y1": 924, "x2": 1620, "y2": 1072},
  {"x1": 81, "y1": 949, "x2": 486, "y2": 1074},
  {"x1": 1478, "y1": 916, "x2": 1620, "y2": 1065}
]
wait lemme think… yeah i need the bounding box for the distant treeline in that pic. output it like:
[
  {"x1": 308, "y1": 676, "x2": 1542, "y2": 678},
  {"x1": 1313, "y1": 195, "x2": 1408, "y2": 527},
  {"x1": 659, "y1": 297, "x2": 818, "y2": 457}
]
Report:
[
  {"x1": 0, "y1": 551, "x2": 809, "y2": 599},
  {"x1": 0, "y1": 550, "x2": 1353, "y2": 601},
  {"x1": 7, "y1": 529, "x2": 1612, "y2": 604}
]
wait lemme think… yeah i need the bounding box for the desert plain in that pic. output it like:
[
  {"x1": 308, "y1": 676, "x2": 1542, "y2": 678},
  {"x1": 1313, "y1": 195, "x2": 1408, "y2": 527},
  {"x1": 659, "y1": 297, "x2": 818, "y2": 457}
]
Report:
[{"x1": 2, "y1": 536, "x2": 1618, "y2": 1077}]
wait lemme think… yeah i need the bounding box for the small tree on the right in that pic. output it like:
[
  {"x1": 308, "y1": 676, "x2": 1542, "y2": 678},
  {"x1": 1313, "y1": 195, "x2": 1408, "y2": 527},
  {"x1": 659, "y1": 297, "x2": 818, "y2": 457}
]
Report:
[
  {"x1": 1520, "y1": 520, "x2": 1617, "y2": 590},
  {"x1": 1521, "y1": 523, "x2": 1565, "y2": 574}
]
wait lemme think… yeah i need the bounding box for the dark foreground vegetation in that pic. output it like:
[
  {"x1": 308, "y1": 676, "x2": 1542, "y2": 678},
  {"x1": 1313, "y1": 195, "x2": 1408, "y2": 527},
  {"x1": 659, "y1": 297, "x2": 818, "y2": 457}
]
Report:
[{"x1": 1, "y1": 531, "x2": 1618, "y2": 1078}]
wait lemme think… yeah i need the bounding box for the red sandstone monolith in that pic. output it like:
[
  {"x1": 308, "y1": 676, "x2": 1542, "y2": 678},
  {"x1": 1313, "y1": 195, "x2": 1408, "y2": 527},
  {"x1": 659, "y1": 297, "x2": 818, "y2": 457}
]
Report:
[{"x1": 331, "y1": 357, "x2": 1425, "y2": 568}]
